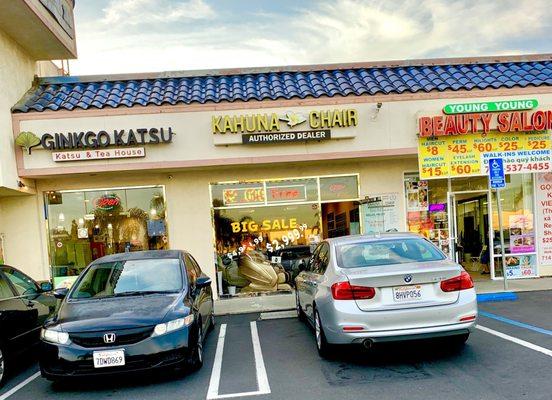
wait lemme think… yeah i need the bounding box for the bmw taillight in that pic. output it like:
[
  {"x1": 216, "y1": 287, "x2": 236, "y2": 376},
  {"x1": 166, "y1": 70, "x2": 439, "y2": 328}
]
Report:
[
  {"x1": 331, "y1": 281, "x2": 375, "y2": 300},
  {"x1": 440, "y1": 271, "x2": 474, "y2": 292}
]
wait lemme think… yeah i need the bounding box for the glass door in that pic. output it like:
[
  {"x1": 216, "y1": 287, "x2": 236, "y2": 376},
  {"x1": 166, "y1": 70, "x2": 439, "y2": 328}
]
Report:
[{"x1": 448, "y1": 190, "x2": 493, "y2": 279}]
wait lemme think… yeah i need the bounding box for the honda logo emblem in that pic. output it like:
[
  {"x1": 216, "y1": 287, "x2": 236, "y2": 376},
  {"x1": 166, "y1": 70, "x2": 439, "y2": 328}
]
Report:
[{"x1": 103, "y1": 333, "x2": 116, "y2": 344}]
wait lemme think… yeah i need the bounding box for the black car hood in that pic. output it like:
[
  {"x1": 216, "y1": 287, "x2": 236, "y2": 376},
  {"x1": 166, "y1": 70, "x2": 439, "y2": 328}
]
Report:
[{"x1": 57, "y1": 294, "x2": 180, "y2": 332}]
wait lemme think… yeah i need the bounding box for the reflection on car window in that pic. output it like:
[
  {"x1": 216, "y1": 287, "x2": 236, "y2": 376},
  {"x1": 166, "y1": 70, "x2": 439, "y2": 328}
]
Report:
[
  {"x1": 0, "y1": 275, "x2": 14, "y2": 299},
  {"x1": 337, "y1": 238, "x2": 445, "y2": 268},
  {"x1": 70, "y1": 258, "x2": 183, "y2": 299},
  {"x1": 3, "y1": 268, "x2": 37, "y2": 296}
]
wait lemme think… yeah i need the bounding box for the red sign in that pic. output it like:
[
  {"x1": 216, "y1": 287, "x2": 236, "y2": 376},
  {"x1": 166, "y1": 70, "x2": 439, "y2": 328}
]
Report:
[
  {"x1": 266, "y1": 185, "x2": 307, "y2": 202},
  {"x1": 95, "y1": 194, "x2": 121, "y2": 211},
  {"x1": 419, "y1": 110, "x2": 552, "y2": 137}
]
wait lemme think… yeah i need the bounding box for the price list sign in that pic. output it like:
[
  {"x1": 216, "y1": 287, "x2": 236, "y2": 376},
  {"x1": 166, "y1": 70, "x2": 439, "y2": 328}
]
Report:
[{"x1": 418, "y1": 130, "x2": 552, "y2": 179}]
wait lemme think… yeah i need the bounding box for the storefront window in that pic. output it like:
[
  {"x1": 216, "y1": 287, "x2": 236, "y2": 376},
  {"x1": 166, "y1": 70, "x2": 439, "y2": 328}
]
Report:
[
  {"x1": 211, "y1": 174, "x2": 358, "y2": 297},
  {"x1": 45, "y1": 186, "x2": 168, "y2": 288},
  {"x1": 404, "y1": 174, "x2": 450, "y2": 255},
  {"x1": 491, "y1": 174, "x2": 537, "y2": 278}
]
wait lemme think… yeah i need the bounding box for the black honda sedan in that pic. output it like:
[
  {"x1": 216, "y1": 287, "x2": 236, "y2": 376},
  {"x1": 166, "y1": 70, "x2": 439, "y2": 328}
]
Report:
[{"x1": 39, "y1": 250, "x2": 214, "y2": 381}]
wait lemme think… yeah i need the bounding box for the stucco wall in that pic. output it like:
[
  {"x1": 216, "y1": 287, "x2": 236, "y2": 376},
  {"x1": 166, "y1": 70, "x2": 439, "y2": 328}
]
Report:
[
  {"x1": 11, "y1": 158, "x2": 416, "y2": 288},
  {"x1": 0, "y1": 29, "x2": 36, "y2": 190}
]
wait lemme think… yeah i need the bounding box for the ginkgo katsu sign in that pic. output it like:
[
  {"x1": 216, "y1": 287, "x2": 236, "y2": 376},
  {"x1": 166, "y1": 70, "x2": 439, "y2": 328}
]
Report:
[
  {"x1": 212, "y1": 109, "x2": 358, "y2": 145},
  {"x1": 17, "y1": 127, "x2": 174, "y2": 163},
  {"x1": 417, "y1": 100, "x2": 552, "y2": 179}
]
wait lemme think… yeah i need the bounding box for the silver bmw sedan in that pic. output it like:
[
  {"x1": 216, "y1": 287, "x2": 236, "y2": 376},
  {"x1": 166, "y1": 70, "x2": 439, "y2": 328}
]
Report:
[{"x1": 295, "y1": 233, "x2": 477, "y2": 357}]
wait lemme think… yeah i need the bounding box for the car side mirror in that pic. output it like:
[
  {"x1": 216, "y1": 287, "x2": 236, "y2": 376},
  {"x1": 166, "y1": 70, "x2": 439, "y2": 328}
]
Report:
[
  {"x1": 40, "y1": 281, "x2": 53, "y2": 292},
  {"x1": 53, "y1": 287, "x2": 69, "y2": 299},
  {"x1": 196, "y1": 276, "x2": 212, "y2": 288}
]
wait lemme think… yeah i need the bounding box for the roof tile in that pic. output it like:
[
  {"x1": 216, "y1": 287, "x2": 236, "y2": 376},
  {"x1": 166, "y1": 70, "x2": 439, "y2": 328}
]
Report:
[{"x1": 12, "y1": 60, "x2": 552, "y2": 112}]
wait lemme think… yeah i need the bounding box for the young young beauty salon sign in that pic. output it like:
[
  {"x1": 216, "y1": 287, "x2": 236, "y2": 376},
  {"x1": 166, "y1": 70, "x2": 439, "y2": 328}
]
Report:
[{"x1": 417, "y1": 100, "x2": 552, "y2": 179}]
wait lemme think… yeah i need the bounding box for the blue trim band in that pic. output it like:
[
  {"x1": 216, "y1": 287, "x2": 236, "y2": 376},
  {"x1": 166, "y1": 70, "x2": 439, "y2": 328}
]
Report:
[
  {"x1": 479, "y1": 311, "x2": 552, "y2": 336},
  {"x1": 477, "y1": 292, "x2": 518, "y2": 303}
]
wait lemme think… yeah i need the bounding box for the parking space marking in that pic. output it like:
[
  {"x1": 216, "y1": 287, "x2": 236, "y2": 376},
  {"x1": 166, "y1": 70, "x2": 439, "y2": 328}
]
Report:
[
  {"x1": 249, "y1": 321, "x2": 271, "y2": 396},
  {"x1": 0, "y1": 371, "x2": 40, "y2": 400},
  {"x1": 476, "y1": 325, "x2": 552, "y2": 357},
  {"x1": 206, "y1": 322, "x2": 270, "y2": 400},
  {"x1": 479, "y1": 311, "x2": 552, "y2": 336}
]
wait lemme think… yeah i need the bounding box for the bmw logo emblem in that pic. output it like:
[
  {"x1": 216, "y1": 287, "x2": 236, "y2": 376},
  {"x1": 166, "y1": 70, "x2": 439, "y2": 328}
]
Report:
[{"x1": 404, "y1": 274, "x2": 413, "y2": 283}]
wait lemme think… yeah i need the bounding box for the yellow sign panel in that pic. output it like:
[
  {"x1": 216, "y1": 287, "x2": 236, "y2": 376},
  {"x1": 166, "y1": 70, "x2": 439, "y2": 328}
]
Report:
[{"x1": 419, "y1": 131, "x2": 552, "y2": 179}]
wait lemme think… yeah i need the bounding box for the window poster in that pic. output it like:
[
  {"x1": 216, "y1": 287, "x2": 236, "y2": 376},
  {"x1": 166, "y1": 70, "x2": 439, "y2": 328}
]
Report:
[
  {"x1": 361, "y1": 193, "x2": 400, "y2": 234},
  {"x1": 508, "y1": 214, "x2": 535, "y2": 254},
  {"x1": 537, "y1": 172, "x2": 552, "y2": 266},
  {"x1": 504, "y1": 254, "x2": 537, "y2": 278},
  {"x1": 405, "y1": 181, "x2": 429, "y2": 211}
]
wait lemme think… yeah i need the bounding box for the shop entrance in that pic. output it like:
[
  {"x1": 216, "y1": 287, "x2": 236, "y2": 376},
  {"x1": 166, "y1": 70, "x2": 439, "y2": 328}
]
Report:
[
  {"x1": 448, "y1": 190, "x2": 492, "y2": 281},
  {"x1": 321, "y1": 201, "x2": 360, "y2": 239}
]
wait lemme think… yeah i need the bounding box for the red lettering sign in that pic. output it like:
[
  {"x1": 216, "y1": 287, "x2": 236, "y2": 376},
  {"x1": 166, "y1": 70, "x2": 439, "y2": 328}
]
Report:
[
  {"x1": 94, "y1": 195, "x2": 121, "y2": 211},
  {"x1": 418, "y1": 111, "x2": 552, "y2": 137}
]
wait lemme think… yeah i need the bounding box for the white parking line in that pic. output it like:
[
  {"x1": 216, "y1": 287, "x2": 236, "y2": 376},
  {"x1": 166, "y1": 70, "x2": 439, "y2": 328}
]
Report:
[
  {"x1": 206, "y1": 322, "x2": 271, "y2": 400},
  {"x1": 0, "y1": 371, "x2": 40, "y2": 400},
  {"x1": 476, "y1": 325, "x2": 552, "y2": 357}
]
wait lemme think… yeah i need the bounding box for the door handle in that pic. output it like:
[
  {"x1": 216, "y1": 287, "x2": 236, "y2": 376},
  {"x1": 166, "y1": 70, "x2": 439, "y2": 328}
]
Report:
[{"x1": 26, "y1": 301, "x2": 35, "y2": 308}]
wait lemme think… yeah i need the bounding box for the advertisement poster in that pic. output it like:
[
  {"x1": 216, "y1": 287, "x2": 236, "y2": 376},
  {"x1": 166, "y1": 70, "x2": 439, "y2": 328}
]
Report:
[
  {"x1": 419, "y1": 130, "x2": 552, "y2": 179},
  {"x1": 405, "y1": 181, "x2": 428, "y2": 211},
  {"x1": 362, "y1": 193, "x2": 400, "y2": 234},
  {"x1": 504, "y1": 254, "x2": 537, "y2": 278},
  {"x1": 508, "y1": 214, "x2": 535, "y2": 253},
  {"x1": 536, "y1": 172, "x2": 552, "y2": 265}
]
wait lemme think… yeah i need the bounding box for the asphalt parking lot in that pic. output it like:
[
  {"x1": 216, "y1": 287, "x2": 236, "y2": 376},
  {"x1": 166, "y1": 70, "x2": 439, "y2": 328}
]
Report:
[{"x1": 1, "y1": 290, "x2": 551, "y2": 400}]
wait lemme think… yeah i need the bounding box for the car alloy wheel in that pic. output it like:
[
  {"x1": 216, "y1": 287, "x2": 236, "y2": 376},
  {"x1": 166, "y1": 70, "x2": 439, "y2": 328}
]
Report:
[
  {"x1": 314, "y1": 311, "x2": 333, "y2": 358},
  {"x1": 315, "y1": 312, "x2": 322, "y2": 350},
  {"x1": 295, "y1": 291, "x2": 305, "y2": 321},
  {"x1": 0, "y1": 348, "x2": 4, "y2": 386},
  {"x1": 197, "y1": 325, "x2": 203, "y2": 364}
]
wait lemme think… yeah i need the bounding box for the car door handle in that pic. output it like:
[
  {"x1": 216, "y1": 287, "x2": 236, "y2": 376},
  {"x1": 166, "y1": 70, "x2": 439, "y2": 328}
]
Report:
[{"x1": 26, "y1": 301, "x2": 35, "y2": 308}]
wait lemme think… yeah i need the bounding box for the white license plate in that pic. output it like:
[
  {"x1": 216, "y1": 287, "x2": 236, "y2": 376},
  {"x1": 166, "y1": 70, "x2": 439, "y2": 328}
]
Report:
[
  {"x1": 393, "y1": 285, "x2": 423, "y2": 302},
  {"x1": 93, "y1": 349, "x2": 125, "y2": 368}
]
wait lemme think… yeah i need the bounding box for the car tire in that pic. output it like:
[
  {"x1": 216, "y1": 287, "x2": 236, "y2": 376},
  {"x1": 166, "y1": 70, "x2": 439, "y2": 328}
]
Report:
[
  {"x1": 295, "y1": 291, "x2": 305, "y2": 322},
  {"x1": 187, "y1": 323, "x2": 204, "y2": 372},
  {"x1": 208, "y1": 311, "x2": 216, "y2": 332},
  {"x1": 314, "y1": 310, "x2": 333, "y2": 358},
  {"x1": 0, "y1": 346, "x2": 6, "y2": 388}
]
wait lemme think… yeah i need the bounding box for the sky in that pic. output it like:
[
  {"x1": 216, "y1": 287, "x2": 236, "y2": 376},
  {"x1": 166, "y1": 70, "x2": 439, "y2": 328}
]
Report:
[{"x1": 69, "y1": 0, "x2": 552, "y2": 76}]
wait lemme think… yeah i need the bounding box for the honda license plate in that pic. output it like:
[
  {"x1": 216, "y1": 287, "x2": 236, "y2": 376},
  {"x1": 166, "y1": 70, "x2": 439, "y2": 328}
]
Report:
[
  {"x1": 392, "y1": 285, "x2": 423, "y2": 302},
  {"x1": 93, "y1": 349, "x2": 125, "y2": 368}
]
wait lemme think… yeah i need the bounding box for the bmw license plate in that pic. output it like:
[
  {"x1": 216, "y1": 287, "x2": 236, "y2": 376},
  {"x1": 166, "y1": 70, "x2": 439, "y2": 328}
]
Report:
[
  {"x1": 93, "y1": 349, "x2": 125, "y2": 368},
  {"x1": 393, "y1": 285, "x2": 423, "y2": 302}
]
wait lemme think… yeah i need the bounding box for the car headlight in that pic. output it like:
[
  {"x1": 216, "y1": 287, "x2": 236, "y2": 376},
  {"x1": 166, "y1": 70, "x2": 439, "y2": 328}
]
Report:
[
  {"x1": 41, "y1": 328, "x2": 71, "y2": 345},
  {"x1": 152, "y1": 314, "x2": 194, "y2": 337}
]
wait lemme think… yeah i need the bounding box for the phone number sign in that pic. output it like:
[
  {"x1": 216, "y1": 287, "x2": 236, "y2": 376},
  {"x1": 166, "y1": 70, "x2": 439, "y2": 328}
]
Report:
[{"x1": 418, "y1": 131, "x2": 552, "y2": 179}]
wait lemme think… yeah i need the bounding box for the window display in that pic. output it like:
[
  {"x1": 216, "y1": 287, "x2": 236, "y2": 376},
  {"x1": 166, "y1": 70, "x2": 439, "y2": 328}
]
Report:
[
  {"x1": 404, "y1": 174, "x2": 450, "y2": 255},
  {"x1": 492, "y1": 174, "x2": 537, "y2": 277},
  {"x1": 211, "y1": 174, "x2": 359, "y2": 296},
  {"x1": 45, "y1": 186, "x2": 168, "y2": 288}
]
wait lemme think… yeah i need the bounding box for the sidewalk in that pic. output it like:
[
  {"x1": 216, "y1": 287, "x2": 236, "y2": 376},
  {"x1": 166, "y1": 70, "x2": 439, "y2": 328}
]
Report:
[
  {"x1": 475, "y1": 277, "x2": 552, "y2": 294},
  {"x1": 214, "y1": 277, "x2": 552, "y2": 315}
]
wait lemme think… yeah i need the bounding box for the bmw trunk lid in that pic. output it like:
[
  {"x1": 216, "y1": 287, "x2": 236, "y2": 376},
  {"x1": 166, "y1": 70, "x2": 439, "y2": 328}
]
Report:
[{"x1": 341, "y1": 260, "x2": 462, "y2": 311}]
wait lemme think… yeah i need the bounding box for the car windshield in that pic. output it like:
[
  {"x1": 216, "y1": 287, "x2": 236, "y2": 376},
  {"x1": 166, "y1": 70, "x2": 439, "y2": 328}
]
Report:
[
  {"x1": 337, "y1": 238, "x2": 445, "y2": 268},
  {"x1": 70, "y1": 258, "x2": 183, "y2": 299}
]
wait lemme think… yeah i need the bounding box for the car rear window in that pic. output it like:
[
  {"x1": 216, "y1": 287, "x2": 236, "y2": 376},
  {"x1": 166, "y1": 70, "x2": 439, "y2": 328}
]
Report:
[{"x1": 337, "y1": 238, "x2": 446, "y2": 268}]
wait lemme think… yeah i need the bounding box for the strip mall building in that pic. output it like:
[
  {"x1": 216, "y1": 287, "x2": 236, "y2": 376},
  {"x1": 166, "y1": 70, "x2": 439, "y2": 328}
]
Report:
[{"x1": 4, "y1": 54, "x2": 552, "y2": 301}]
